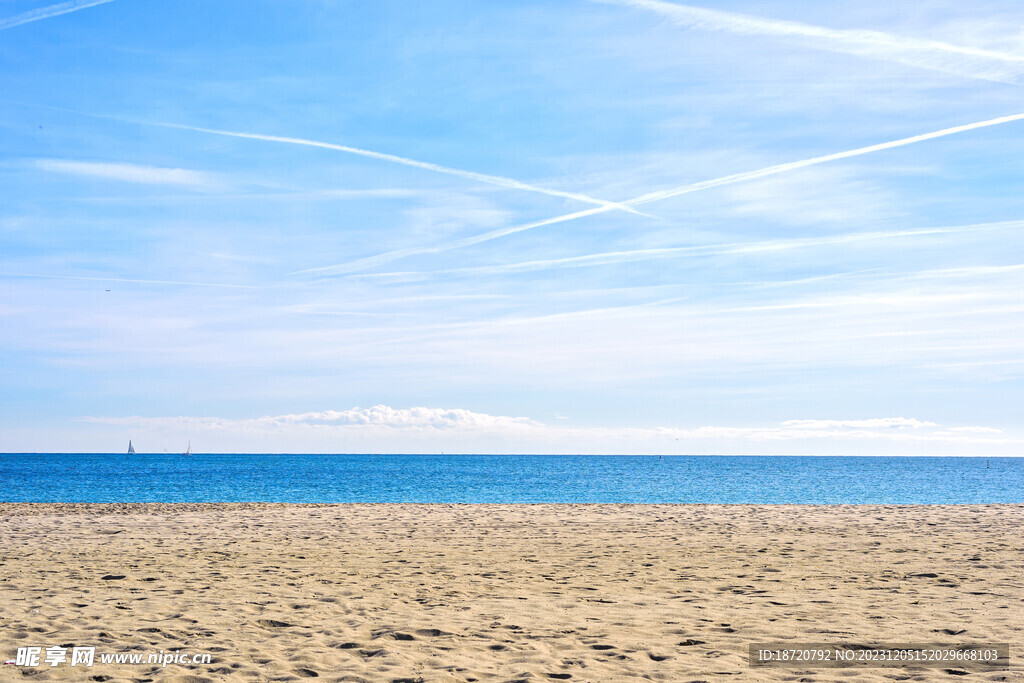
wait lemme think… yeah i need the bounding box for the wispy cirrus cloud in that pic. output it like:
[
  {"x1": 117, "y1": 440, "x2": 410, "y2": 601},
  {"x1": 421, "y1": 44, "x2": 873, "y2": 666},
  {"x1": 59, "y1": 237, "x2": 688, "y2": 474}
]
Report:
[
  {"x1": 54, "y1": 188, "x2": 424, "y2": 204},
  {"x1": 0, "y1": 0, "x2": 115, "y2": 32},
  {"x1": 301, "y1": 111, "x2": 1024, "y2": 275},
  {"x1": 34, "y1": 159, "x2": 218, "y2": 188},
  {"x1": 781, "y1": 417, "x2": 937, "y2": 430},
  {"x1": 947, "y1": 426, "x2": 1003, "y2": 434},
  {"x1": 600, "y1": 0, "x2": 1024, "y2": 85},
  {"x1": 1, "y1": 273, "x2": 258, "y2": 289}
]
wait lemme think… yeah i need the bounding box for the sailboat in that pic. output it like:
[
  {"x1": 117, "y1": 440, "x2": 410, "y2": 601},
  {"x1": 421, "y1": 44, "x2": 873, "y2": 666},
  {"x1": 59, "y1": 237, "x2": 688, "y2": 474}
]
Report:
[
  {"x1": 127, "y1": 440, "x2": 135, "y2": 455},
  {"x1": 182, "y1": 441, "x2": 192, "y2": 457}
]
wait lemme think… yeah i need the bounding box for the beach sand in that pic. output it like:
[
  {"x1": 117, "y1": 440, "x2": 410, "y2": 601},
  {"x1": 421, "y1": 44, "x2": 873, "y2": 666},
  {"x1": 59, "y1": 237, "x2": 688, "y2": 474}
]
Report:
[{"x1": 0, "y1": 503, "x2": 1020, "y2": 682}]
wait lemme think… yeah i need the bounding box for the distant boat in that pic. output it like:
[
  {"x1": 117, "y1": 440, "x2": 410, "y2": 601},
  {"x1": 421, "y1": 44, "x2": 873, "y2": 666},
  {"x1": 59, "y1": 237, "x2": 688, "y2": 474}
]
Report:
[
  {"x1": 127, "y1": 440, "x2": 135, "y2": 455},
  {"x1": 182, "y1": 441, "x2": 192, "y2": 457}
]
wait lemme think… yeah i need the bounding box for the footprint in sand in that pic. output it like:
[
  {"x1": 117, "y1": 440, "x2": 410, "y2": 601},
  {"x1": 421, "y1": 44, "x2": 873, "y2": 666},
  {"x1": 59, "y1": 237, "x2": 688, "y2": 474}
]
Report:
[
  {"x1": 415, "y1": 628, "x2": 449, "y2": 637},
  {"x1": 256, "y1": 619, "x2": 293, "y2": 628}
]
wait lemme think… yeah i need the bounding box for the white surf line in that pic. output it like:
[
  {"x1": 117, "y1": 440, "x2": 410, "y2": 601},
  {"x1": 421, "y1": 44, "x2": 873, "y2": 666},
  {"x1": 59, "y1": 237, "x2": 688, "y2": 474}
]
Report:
[
  {"x1": 0, "y1": 0, "x2": 116, "y2": 31},
  {"x1": 298, "y1": 112, "x2": 1024, "y2": 275},
  {"x1": 602, "y1": 0, "x2": 1024, "y2": 85},
  {"x1": 3, "y1": 273, "x2": 259, "y2": 289},
  {"x1": 156, "y1": 122, "x2": 644, "y2": 216}
]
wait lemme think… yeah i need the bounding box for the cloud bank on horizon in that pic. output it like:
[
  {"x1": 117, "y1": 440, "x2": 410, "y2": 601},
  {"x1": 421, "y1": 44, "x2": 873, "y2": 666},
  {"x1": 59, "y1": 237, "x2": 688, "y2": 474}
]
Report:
[
  {"x1": 75, "y1": 405, "x2": 1014, "y2": 455},
  {"x1": 2, "y1": 0, "x2": 1023, "y2": 454}
]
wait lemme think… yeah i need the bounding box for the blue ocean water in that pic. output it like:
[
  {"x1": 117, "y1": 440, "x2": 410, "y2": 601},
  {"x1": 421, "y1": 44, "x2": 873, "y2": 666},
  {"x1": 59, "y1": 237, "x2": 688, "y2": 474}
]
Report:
[{"x1": 0, "y1": 454, "x2": 1021, "y2": 504}]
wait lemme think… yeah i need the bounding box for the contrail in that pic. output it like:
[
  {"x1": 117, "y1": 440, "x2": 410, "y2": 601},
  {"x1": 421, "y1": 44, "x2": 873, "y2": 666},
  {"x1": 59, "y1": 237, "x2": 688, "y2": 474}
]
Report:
[
  {"x1": 0, "y1": 0, "x2": 116, "y2": 31},
  {"x1": 297, "y1": 206, "x2": 609, "y2": 275},
  {"x1": 4, "y1": 99, "x2": 645, "y2": 214},
  {"x1": 346, "y1": 221, "x2": 1024, "y2": 280},
  {"x1": 298, "y1": 111, "x2": 1024, "y2": 275},
  {"x1": 624, "y1": 112, "x2": 1024, "y2": 208},
  {"x1": 3, "y1": 273, "x2": 258, "y2": 289},
  {"x1": 157, "y1": 122, "x2": 644, "y2": 216},
  {"x1": 601, "y1": 0, "x2": 1024, "y2": 85}
]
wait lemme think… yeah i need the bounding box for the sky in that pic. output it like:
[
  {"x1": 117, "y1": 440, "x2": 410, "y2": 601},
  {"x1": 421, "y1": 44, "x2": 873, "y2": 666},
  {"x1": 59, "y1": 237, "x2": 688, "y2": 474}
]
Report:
[{"x1": 1, "y1": 0, "x2": 1023, "y2": 455}]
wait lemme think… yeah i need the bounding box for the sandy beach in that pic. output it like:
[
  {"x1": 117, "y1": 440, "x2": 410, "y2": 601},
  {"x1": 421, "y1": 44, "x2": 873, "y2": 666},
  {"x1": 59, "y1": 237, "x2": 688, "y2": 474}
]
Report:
[{"x1": 0, "y1": 503, "x2": 1020, "y2": 682}]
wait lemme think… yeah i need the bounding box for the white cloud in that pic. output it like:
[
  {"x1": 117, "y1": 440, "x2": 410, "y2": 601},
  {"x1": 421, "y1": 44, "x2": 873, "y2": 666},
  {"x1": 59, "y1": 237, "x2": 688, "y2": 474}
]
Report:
[
  {"x1": 77, "y1": 407, "x2": 1016, "y2": 454},
  {"x1": 948, "y1": 425, "x2": 1003, "y2": 434},
  {"x1": 34, "y1": 159, "x2": 217, "y2": 188},
  {"x1": 81, "y1": 404, "x2": 541, "y2": 432},
  {"x1": 271, "y1": 405, "x2": 539, "y2": 429}
]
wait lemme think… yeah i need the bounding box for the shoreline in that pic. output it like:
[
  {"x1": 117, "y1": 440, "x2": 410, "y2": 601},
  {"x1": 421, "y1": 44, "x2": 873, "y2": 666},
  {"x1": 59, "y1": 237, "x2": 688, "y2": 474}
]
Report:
[{"x1": 2, "y1": 503, "x2": 1021, "y2": 681}]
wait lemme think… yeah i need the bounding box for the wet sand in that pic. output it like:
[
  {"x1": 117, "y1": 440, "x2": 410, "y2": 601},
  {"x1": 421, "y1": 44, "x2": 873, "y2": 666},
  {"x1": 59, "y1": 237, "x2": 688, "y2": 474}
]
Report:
[{"x1": 0, "y1": 503, "x2": 1021, "y2": 682}]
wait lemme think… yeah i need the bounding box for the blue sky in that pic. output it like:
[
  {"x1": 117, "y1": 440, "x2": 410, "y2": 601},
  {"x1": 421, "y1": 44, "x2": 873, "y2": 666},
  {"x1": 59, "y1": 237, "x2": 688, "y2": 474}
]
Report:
[{"x1": 2, "y1": 0, "x2": 1023, "y2": 454}]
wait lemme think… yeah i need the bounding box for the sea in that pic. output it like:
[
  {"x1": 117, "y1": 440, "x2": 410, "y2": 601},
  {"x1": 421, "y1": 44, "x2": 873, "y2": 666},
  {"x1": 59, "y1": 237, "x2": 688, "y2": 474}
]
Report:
[{"x1": 1, "y1": 454, "x2": 1022, "y2": 504}]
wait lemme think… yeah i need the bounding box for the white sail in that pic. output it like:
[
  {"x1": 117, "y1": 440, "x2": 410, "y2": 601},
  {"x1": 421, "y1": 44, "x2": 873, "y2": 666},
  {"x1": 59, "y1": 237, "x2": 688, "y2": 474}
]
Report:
[
  {"x1": 182, "y1": 440, "x2": 192, "y2": 456},
  {"x1": 127, "y1": 440, "x2": 135, "y2": 454}
]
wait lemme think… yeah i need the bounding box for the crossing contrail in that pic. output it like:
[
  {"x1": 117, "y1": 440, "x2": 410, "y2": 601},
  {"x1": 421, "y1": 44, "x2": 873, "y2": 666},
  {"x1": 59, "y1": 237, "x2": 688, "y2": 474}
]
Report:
[
  {"x1": 297, "y1": 111, "x2": 1024, "y2": 275},
  {"x1": 157, "y1": 122, "x2": 644, "y2": 216},
  {"x1": 0, "y1": 0, "x2": 116, "y2": 31}
]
